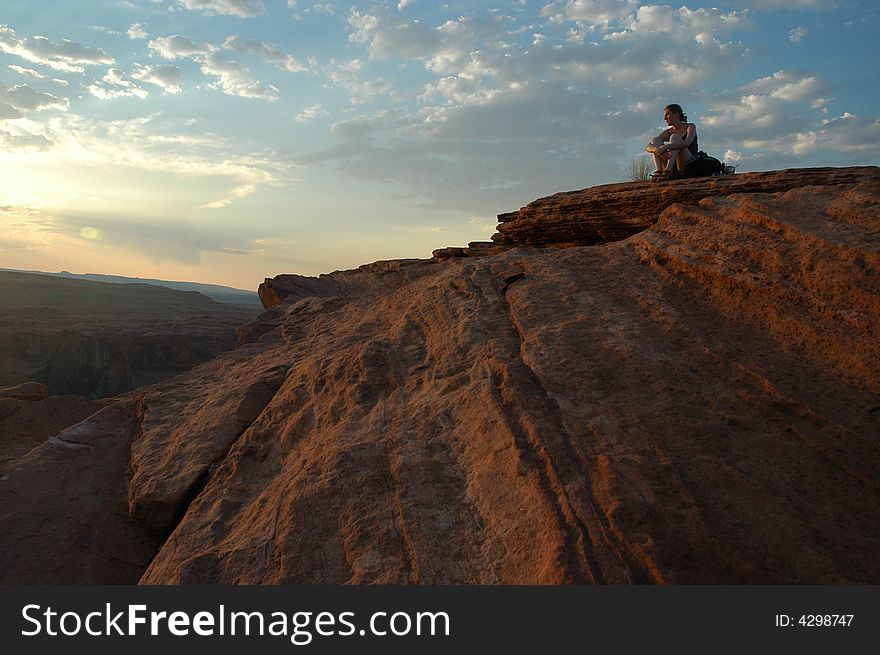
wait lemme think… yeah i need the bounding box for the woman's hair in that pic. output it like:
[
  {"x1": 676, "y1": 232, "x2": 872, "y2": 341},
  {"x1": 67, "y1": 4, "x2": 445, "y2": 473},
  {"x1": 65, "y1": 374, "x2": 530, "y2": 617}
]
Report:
[{"x1": 664, "y1": 103, "x2": 687, "y2": 122}]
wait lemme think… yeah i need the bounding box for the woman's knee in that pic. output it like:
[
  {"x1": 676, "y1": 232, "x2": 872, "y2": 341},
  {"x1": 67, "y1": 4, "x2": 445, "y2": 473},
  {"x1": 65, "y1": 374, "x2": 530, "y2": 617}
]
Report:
[{"x1": 650, "y1": 136, "x2": 665, "y2": 147}]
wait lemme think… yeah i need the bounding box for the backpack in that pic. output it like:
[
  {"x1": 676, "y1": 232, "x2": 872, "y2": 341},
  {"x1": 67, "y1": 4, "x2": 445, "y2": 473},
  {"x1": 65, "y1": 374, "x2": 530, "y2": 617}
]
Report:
[{"x1": 683, "y1": 151, "x2": 725, "y2": 178}]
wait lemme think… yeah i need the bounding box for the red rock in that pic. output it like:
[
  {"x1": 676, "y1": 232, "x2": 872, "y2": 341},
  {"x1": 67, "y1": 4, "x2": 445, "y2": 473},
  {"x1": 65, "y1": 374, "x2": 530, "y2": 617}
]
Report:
[
  {"x1": 257, "y1": 273, "x2": 342, "y2": 310},
  {"x1": 2, "y1": 168, "x2": 878, "y2": 585},
  {"x1": 0, "y1": 381, "x2": 49, "y2": 401},
  {"x1": 0, "y1": 392, "x2": 100, "y2": 463},
  {"x1": 494, "y1": 166, "x2": 880, "y2": 246}
]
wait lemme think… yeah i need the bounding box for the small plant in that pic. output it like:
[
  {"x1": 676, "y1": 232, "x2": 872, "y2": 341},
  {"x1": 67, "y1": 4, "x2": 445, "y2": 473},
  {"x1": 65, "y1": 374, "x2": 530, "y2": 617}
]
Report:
[{"x1": 629, "y1": 156, "x2": 654, "y2": 181}]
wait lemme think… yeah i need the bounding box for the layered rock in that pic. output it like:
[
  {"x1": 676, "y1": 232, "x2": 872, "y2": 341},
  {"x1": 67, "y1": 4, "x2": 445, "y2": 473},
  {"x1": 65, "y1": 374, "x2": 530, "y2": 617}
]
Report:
[
  {"x1": 493, "y1": 166, "x2": 880, "y2": 246},
  {"x1": 2, "y1": 169, "x2": 878, "y2": 585}
]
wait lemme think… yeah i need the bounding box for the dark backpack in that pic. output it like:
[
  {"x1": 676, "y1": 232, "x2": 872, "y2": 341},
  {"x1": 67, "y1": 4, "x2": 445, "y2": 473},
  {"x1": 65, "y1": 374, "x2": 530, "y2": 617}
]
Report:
[{"x1": 683, "y1": 151, "x2": 725, "y2": 178}]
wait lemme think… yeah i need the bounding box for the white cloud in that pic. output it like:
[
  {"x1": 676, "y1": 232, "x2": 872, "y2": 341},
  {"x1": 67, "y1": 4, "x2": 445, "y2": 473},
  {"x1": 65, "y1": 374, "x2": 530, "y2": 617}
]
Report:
[
  {"x1": 738, "y1": 113, "x2": 880, "y2": 161},
  {"x1": 0, "y1": 103, "x2": 22, "y2": 120},
  {"x1": 540, "y1": 0, "x2": 638, "y2": 25},
  {"x1": 398, "y1": 0, "x2": 414, "y2": 10},
  {"x1": 176, "y1": 0, "x2": 266, "y2": 17},
  {"x1": 308, "y1": 3, "x2": 336, "y2": 15},
  {"x1": 198, "y1": 52, "x2": 279, "y2": 100},
  {"x1": 8, "y1": 64, "x2": 43, "y2": 78},
  {"x1": 295, "y1": 103, "x2": 327, "y2": 122},
  {"x1": 346, "y1": 10, "x2": 504, "y2": 75},
  {"x1": 734, "y1": 1, "x2": 836, "y2": 9},
  {"x1": 148, "y1": 35, "x2": 209, "y2": 59},
  {"x1": 222, "y1": 35, "x2": 307, "y2": 72},
  {"x1": 127, "y1": 23, "x2": 148, "y2": 40},
  {"x1": 0, "y1": 128, "x2": 52, "y2": 150},
  {"x1": 789, "y1": 26, "x2": 806, "y2": 42},
  {"x1": 6, "y1": 112, "x2": 296, "y2": 212},
  {"x1": 132, "y1": 65, "x2": 183, "y2": 93},
  {"x1": 0, "y1": 81, "x2": 69, "y2": 113},
  {"x1": 325, "y1": 59, "x2": 391, "y2": 104},
  {"x1": 742, "y1": 70, "x2": 825, "y2": 103},
  {"x1": 88, "y1": 68, "x2": 149, "y2": 100},
  {"x1": 0, "y1": 24, "x2": 113, "y2": 73},
  {"x1": 695, "y1": 70, "x2": 871, "y2": 168}
]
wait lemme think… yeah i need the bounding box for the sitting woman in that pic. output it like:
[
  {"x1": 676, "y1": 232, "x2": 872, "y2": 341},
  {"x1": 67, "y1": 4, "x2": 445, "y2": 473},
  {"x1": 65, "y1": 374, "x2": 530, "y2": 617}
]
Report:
[{"x1": 645, "y1": 103, "x2": 698, "y2": 181}]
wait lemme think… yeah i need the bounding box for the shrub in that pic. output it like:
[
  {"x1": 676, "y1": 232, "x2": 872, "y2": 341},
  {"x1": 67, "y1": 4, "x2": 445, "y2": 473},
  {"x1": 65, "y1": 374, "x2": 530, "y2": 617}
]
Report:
[{"x1": 629, "y1": 156, "x2": 654, "y2": 181}]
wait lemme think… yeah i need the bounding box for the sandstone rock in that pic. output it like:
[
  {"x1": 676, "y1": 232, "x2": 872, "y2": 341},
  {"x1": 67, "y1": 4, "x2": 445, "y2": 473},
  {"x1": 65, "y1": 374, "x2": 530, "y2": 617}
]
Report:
[
  {"x1": 2, "y1": 169, "x2": 878, "y2": 585},
  {"x1": 0, "y1": 381, "x2": 48, "y2": 401},
  {"x1": 494, "y1": 166, "x2": 880, "y2": 247},
  {"x1": 0, "y1": 404, "x2": 159, "y2": 583},
  {"x1": 257, "y1": 273, "x2": 342, "y2": 310},
  {"x1": 0, "y1": 392, "x2": 100, "y2": 464},
  {"x1": 432, "y1": 242, "x2": 514, "y2": 260},
  {"x1": 140, "y1": 176, "x2": 878, "y2": 584}
]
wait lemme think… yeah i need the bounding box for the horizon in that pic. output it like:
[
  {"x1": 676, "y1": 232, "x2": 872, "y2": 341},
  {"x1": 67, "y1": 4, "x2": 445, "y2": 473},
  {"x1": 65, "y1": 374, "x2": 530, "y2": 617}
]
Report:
[{"x1": 1, "y1": 0, "x2": 878, "y2": 290}]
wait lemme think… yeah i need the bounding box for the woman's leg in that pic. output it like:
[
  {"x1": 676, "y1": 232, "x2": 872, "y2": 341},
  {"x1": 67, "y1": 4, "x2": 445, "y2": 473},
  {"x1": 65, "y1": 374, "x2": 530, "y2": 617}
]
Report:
[
  {"x1": 649, "y1": 136, "x2": 667, "y2": 172},
  {"x1": 667, "y1": 133, "x2": 695, "y2": 172}
]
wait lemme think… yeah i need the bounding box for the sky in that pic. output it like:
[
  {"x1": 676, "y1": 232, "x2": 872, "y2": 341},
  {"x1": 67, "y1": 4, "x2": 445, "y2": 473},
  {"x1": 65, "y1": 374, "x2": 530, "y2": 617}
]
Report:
[{"x1": 0, "y1": 0, "x2": 877, "y2": 290}]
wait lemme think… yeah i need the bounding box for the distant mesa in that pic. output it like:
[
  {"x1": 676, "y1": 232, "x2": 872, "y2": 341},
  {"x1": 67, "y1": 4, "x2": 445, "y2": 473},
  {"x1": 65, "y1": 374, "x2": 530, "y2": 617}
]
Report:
[{"x1": 0, "y1": 271, "x2": 258, "y2": 399}]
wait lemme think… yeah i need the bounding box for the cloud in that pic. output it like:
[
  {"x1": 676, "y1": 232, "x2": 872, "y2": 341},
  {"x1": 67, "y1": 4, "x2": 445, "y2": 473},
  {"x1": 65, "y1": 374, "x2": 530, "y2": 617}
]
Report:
[
  {"x1": 197, "y1": 52, "x2": 279, "y2": 100},
  {"x1": 0, "y1": 128, "x2": 52, "y2": 150},
  {"x1": 324, "y1": 58, "x2": 392, "y2": 104},
  {"x1": 0, "y1": 24, "x2": 114, "y2": 73},
  {"x1": 222, "y1": 35, "x2": 307, "y2": 72},
  {"x1": 734, "y1": 0, "x2": 836, "y2": 9},
  {"x1": 127, "y1": 23, "x2": 148, "y2": 40},
  {"x1": 132, "y1": 65, "x2": 183, "y2": 93},
  {"x1": 148, "y1": 35, "x2": 209, "y2": 59},
  {"x1": 693, "y1": 70, "x2": 876, "y2": 169},
  {"x1": 5, "y1": 112, "x2": 297, "y2": 214},
  {"x1": 88, "y1": 69, "x2": 149, "y2": 100},
  {"x1": 730, "y1": 113, "x2": 880, "y2": 164},
  {"x1": 324, "y1": 3, "x2": 763, "y2": 209},
  {"x1": 540, "y1": 0, "x2": 639, "y2": 25},
  {"x1": 742, "y1": 70, "x2": 826, "y2": 103},
  {"x1": 307, "y1": 3, "x2": 336, "y2": 15},
  {"x1": 295, "y1": 103, "x2": 328, "y2": 122},
  {"x1": 304, "y1": 81, "x2": 633, "y2": 213},
  {"x1": 789, "y1": 26, "x2": 806, "y2": 42},
  {"x1": 175, "y1": 0, "x2": 266, "y2": 17},
  {"x1": 0, "y1": 102, "x2": 22, "y2": 119},
  {"x1": 347, "y1": 10, "x2": 505, "y2": 74},
  {"x1": 0, "y1": 81, "x2": 69, "y2": 113},
  {"x1": 8, "y1": 64, "x2": 43, "y2": 78}
]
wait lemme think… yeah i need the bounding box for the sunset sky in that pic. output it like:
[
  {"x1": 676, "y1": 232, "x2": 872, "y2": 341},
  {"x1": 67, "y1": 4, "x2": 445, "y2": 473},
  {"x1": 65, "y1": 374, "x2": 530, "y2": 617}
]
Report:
[{"x1": 1, "y1": 0, "x2": 877, "y2": 290}]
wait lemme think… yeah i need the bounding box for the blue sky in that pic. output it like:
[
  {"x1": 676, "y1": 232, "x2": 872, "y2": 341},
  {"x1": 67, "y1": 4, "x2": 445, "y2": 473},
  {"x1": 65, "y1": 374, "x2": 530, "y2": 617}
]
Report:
[{"x1": 0, "y1": 0, "x2": 877, "y2": 290}]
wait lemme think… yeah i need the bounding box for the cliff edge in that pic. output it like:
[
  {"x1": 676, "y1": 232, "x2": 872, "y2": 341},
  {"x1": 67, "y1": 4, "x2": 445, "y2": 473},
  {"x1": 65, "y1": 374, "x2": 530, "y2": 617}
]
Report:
[{"x1": 2, "y1": 167, "x2": 878, "y2": 584}]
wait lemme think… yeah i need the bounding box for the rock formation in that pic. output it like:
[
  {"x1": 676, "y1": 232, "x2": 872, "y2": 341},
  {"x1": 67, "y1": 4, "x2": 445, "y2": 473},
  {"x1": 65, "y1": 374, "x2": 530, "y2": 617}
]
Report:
[
  {"x1": 494, "y1": 165, "x2": 880, "y2": 247},
  {"x1": 1, "y1": 167, "x2": 878, "y2": 585},
  {"x1": 0, "y1": 385, "x2": 99, "y2": 463},
  {"x1": 0, "y1": 271, "x2": 257, "y2": 398}
]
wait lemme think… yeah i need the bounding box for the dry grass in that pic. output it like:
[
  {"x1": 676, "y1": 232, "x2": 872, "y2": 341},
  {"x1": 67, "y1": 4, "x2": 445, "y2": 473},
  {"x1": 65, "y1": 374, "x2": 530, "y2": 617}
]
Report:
[{"x1": 629, "y1": 156, "x2": 654, "y2": 181}]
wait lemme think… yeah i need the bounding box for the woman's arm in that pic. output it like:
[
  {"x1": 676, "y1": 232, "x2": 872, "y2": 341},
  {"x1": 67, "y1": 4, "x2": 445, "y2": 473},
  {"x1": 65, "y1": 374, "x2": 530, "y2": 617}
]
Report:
[
  {"x1": 663, "y1": 123, "x2": 695, "y2": 150},
  {"x1": 645, "y1": 128, "x2": 671, "y2": 153}
]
